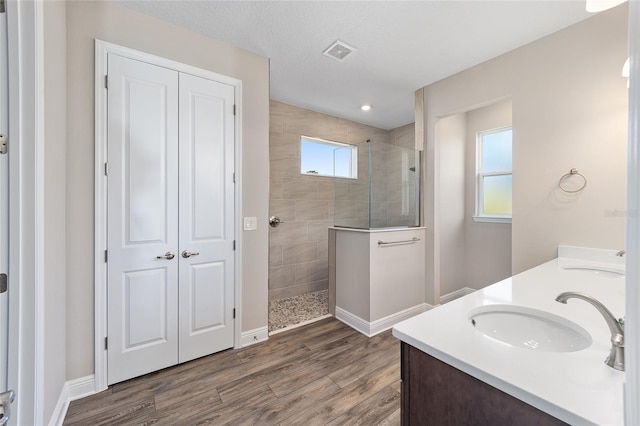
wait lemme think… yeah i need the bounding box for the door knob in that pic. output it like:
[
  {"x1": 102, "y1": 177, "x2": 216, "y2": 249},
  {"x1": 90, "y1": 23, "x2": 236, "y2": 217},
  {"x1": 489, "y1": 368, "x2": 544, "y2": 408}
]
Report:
[
  {"x1": 269, "y1": 216, "x2": 284, "y2": 228},
  {"x1": 0, "y1": 390, "x2": 15, "y2": 426},
  {"x1": 182, "y1": 250, "x2": 200, "y2": 258},
  {"x1": 156, "y1": 251, "x2": 175, "y2": 260}
]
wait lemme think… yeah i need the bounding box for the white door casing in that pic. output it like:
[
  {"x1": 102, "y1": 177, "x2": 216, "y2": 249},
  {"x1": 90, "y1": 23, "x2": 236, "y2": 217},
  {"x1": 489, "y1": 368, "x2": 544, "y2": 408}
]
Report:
[
  {"x1": 178, "y1": 73, "x2": 235, "y2": 363},
  {"x1": 0, "y1": 4, "x2": 18, "y2": 421},
  {"x1": 95, "y1": 40, "x2": 244, "y2": 393},
  {"x1": 0, "y1": 0, "x2": 9, "y2": 392},
  {"x1": 95, "y1": 39, "x2": 243, "y2": 394},
  {"x1": 106, "y1": 52, "x2": 237, "y2": 385},
  {"x1": 107, "y1": 54, "x2": 180, "y2": 384}
]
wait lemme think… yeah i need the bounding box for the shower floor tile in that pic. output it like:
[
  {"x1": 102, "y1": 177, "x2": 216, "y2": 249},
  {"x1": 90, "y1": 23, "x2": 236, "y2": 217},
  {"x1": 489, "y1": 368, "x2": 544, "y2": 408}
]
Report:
[{"x1": 269, "y1": 290, "x2": 329, "y2": 333}]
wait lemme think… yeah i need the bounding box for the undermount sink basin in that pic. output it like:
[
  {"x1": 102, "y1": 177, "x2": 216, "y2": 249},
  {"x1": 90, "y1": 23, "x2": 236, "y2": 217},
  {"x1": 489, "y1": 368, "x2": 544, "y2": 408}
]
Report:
[
  {"x1": 561, "y1": 265, "x2": 624, "y2": 278},
  {"x1": 468, "y1": 305, "x2": 592, "y2": 352}
]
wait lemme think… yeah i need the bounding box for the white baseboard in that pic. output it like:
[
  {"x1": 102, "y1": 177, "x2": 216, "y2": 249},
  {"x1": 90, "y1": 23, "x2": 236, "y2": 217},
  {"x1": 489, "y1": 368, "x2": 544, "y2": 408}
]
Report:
[
  {"x1": 335, "y1": 304, "x2": 432, "y2": 338},
  {"x1": 49, "y1": 375, "x2": 96, "y2": 426},
  {"x1": 48, "y1": 382, "x2": 70, "y2": 426},
  {"x1": 440, "y1": 287, "x2": 475, "y2": 305},
  {"x1": 240, "y1": 326, "x2": 269, "y2": 347},
  {"x1": 68, "y1": 374, "x2": 97, "y2": 401}
]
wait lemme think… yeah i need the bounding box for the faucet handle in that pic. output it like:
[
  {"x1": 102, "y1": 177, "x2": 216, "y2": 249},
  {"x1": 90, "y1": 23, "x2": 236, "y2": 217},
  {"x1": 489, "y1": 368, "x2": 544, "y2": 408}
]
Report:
[{"x1": 619, "y1": 317, "x2": 625, "y2": 330}]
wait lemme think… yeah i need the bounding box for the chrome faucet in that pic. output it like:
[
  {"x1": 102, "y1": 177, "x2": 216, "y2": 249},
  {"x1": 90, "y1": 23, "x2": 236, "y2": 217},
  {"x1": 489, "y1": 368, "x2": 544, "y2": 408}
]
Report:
[{"x1": 555, "y1": 292, "x2": 624, "y2": 371}]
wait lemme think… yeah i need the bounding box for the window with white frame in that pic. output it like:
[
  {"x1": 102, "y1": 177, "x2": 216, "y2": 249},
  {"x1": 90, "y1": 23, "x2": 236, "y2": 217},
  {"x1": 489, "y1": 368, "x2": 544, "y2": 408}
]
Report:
[
  {"x1": 475, "y1": 127, "x2": 512, "y2": 222},
  {"x1": 300, "y1": 136, "x2": 358, "y2": 179}
]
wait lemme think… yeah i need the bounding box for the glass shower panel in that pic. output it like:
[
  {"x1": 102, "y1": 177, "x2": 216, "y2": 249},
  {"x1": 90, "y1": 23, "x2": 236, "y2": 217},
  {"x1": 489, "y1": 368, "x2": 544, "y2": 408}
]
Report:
[
  {"x1": 333, "y1": 139, "x2": 370, "y2": 229},
  {"x1": 369, "y1": 141, "x2": 390, "y2": 228},
  {"x1": 334, "y1": 140, "x2": 420, "y2": 229},
  {"x1": 371, "y1": 141, "x2": 420, "y2": 228}
]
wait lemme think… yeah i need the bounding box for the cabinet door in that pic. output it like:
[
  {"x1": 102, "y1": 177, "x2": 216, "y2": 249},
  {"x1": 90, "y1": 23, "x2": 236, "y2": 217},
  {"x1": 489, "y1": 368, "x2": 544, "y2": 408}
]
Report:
[
  {"x1": 401, "y1": 343, "x2": 568, "y2": 425},
  {"x1": 107, "y1": 54, "x2": 180, "y2": 385}
]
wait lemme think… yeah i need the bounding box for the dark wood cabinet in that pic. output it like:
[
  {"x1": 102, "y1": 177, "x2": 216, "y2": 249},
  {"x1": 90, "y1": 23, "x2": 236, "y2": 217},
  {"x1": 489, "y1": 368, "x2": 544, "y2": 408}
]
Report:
[{"x1": 400, "y1": 342, "x2": 568, "y2": 425}]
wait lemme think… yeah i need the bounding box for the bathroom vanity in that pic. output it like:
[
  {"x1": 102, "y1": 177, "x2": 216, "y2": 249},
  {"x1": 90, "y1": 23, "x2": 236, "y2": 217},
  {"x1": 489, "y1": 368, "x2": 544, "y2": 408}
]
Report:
[
  {"x1": 401, "y1": 343, "x2": 567, "y2": 425},
  {"x1": 393, "y1": 246, "x2": 625, "y2": 425}
]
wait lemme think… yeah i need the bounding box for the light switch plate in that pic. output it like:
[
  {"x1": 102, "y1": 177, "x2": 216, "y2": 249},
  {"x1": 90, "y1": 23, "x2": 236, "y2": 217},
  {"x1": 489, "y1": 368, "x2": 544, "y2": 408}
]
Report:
[{"x1": 244, "y1": 217, "x2": 257, "y2": 231}]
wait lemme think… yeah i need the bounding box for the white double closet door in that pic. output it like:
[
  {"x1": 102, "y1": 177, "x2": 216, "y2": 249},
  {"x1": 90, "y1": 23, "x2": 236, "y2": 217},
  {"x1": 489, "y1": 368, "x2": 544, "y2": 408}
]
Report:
[{"x1": 107, "y1": 54, "x2": 235, "y2": 385}]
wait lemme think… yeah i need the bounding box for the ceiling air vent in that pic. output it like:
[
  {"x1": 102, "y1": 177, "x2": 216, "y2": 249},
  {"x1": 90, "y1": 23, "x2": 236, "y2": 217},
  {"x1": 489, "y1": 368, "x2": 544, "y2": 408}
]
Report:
[{"x1": 323, "y1": 40, "x2": 357, "y2": 62}]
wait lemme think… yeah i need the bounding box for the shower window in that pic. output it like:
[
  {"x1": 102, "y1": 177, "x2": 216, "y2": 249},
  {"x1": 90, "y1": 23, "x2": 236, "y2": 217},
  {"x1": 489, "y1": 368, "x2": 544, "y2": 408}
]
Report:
[
  {"x1": 300, "y1": 136, "x2": 357, "y2": 179},
  {"x1": 475, "y1": 127, "x2": 512, "y2": 222}
]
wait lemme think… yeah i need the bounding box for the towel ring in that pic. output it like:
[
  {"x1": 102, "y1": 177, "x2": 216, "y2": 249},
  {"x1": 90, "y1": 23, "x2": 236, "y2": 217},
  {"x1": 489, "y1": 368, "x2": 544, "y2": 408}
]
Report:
[{"x1": 559, "y1": 168, "x2": 587, "y2": 193}]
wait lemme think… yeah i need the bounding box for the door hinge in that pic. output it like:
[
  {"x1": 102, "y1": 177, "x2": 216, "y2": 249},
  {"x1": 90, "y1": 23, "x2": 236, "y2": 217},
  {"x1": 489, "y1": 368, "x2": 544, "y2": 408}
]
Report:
[
  {"x1": 232, "y1": 172, "x2": 235, "y2": 183},
  {"x1": 105, "y1": 75, "x2": 108, "y2": 89},
  {"x1": 104, "y1": 250, "x2": 108, "y2": 263},
  {"x1": 104, "y1": 162, "x2": 109, "y2": 176},
  {"x1": 233, "y1": 308, "x2": 236, "y2": 319},
  {"x1": 0, "y1": 273, "x2": 7, "y2": 294},
  {"x1": 0, "y1": 134, "x2": 7, "y2": 155},
  {"x1": 233, "y1": 104, "x2": 236, "y2": 116},
  {"x1": 233, "y1": 240, "x2": 236, "y2": 251},
  {"x1": 105, "y1": 337, "x2": 108, "y2": 350},
  {"x1": 0, "y1": 0, "x2": 5, "y2": 14}
]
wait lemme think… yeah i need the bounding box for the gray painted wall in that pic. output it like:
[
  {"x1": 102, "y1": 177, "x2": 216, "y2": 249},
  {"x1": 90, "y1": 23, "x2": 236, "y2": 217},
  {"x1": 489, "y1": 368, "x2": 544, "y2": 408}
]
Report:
[
  {"x1": 44, "y1": 1, "x2": 67, "y2": 421},
  {"x1": 420, "y1": 5, "x2": 628, "y2": 303}
]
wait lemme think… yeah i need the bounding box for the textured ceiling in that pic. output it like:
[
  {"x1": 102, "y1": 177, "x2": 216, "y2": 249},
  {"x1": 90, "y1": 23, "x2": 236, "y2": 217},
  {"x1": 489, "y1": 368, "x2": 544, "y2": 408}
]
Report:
[{"x1": 119, "y1": 1, "x2": 592, "y2": 130}]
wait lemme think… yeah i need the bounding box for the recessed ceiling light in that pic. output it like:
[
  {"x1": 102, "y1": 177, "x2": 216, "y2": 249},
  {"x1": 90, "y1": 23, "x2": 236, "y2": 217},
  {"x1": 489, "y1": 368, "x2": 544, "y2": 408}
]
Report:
[{"x1": 361, "y1": 105, "x2": 371, "y2": 111}]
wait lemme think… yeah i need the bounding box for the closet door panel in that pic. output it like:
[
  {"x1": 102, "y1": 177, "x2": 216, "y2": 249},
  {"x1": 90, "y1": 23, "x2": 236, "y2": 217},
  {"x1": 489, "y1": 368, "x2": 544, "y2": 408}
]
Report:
[
  {"x1": 107, "y1": 54, "x2": 179, "y2": 385},
  {"x1": 178, "y1": 72, "x2": 235, "y2": 363}
]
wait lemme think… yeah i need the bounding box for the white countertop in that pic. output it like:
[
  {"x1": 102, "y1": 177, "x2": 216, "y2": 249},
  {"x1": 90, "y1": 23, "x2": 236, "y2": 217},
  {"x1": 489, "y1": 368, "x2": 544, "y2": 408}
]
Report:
[
  {"x1": 330, "y1": 226, "x2": 426, "y2": 233},
  {"x1": 392, "y1": 245, "x2": 626, "y2": 425}
]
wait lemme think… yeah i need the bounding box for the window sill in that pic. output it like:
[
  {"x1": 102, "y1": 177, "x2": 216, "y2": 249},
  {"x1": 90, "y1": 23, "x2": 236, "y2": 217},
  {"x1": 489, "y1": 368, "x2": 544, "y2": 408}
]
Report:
[
  {"x1": 301, "y1": 172, "x2": 358, "y2": 180},
  {"x1": 472, "y1": 216, "x2": 512, "y2": 224}
]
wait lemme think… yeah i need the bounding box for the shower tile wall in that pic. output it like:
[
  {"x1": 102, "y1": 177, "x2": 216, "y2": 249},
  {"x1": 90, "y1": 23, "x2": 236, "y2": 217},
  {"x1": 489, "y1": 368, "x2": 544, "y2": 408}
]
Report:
[
  {"x1": 269, "y1": 100, "x2": 390, "y2": 301},
  {"x1": 390, "y1": 122, "x2": 416, "y2": 149}
]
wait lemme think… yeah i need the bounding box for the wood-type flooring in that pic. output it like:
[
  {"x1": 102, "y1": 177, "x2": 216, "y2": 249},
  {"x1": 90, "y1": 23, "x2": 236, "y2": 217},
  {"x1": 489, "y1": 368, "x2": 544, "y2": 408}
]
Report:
[{"x1": 63, "y1": 318, "x2": 401, "y2": 425}]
